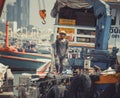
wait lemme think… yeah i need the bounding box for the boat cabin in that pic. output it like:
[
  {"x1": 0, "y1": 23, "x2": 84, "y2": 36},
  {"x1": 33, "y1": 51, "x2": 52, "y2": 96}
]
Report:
[{"x1": 51, "y1": 0, "x2": 120, "y2": 70}]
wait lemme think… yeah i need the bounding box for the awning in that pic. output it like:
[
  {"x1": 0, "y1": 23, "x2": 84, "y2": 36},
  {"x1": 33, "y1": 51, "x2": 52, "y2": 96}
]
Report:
[{"x1": 51, "y1": 0, "x2": 92, "y2": 18}]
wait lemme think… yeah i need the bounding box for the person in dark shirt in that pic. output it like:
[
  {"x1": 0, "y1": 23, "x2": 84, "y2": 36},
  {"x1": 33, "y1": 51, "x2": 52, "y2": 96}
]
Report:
[{"x1": 54, "y1": 30, "x2": 69, "y2": 74}]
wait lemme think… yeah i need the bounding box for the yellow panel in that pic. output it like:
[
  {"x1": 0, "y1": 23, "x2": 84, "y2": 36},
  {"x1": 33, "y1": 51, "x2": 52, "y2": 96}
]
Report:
[
  {"x1": 58, "y1": 28, "x2": 75, "y2": 34},
  {"x1": 59, "y1": 19, "x2": 76, "y2": 25},
  {"x1": 58, "y1": 28, "x2": 75, "y2": 41}
]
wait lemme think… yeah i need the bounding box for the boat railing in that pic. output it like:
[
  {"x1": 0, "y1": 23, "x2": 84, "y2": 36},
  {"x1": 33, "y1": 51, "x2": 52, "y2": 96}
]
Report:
[
  {"x1": 54, "y1": 24, "x2": 96, "y2": 47},
  {"x1": 54, "y1": 24, "x2": 96, "y2": 30}
]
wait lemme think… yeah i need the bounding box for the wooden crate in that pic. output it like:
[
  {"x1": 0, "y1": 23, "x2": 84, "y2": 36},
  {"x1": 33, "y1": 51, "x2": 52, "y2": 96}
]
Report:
[{"x1": 95, "y1": 73, "x2": 120, "y2": 84}]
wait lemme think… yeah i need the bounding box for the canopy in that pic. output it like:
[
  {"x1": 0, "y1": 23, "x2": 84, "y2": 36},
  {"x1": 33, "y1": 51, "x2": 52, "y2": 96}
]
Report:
[
  {"x1": 51, "y1": 0, "x2": 92, "y2": 18},
  {"x1": 0, "y1": 0, "x2": 5, "y2": 17}
]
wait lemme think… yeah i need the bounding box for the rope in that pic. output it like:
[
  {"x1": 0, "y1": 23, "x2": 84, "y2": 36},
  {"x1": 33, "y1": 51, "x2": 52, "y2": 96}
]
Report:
[
  {"x1": 38, "y1": 0, "x2": 41, "y2": 10},
  {"x1": 38, "y1": 0, "x2": 45, "y2": 10},
  {"x1": 42, "y1": 0, "x2": 45, "y2": 10}
]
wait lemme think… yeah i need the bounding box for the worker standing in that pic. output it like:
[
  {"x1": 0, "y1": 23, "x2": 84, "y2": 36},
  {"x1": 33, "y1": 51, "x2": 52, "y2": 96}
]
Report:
[{"x1": 54, "y1": 30, "x2": 69, "y2": 74}]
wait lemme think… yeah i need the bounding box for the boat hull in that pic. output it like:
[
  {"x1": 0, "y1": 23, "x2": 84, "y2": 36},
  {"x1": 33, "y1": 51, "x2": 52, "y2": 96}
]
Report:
[
  {"x1": 0, "y1": 56, "x2": 45, "y2": 71},
  {"x1": 0, "y1": 50, "x2": 51, "y2": 59},
  {"x1": 0, "y1": 50, "x2": 51, "y2": 71}
]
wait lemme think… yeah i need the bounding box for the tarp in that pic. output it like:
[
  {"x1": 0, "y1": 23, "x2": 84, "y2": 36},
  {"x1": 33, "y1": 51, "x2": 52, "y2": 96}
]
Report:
[
  {"x1": 51, "y1": 0, "x2": 92, "y2": 18},
  {"x1": 0, "y1": 0, "x2": 5, "y2": 17}
]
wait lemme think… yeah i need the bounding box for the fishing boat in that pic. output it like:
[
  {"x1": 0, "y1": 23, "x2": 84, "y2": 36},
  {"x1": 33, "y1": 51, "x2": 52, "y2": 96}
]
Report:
[
  {"x1": 0, "y1": 1, "x2": 120, "y2": 98},
  {"x1": 9, "y1": 1, "x2": 120, "y2": 98},
  {"x1": 0, "y1": 21, "x2": 51, "y2": 71},
  {"x1": 0, "y1": 0, "x2": 52, "y2": 71}
]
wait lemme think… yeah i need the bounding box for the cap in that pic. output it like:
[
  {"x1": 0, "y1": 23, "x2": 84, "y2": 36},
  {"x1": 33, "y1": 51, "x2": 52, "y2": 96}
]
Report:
[{"x1": 59, "y1": 30, "x2": 66, "y2": 35}]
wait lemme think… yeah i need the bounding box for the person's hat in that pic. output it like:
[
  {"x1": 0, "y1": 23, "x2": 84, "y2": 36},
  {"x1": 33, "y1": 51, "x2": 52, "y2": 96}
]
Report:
[{"x1": 59, "y1": 30, "x2": 66, "y2": 35}]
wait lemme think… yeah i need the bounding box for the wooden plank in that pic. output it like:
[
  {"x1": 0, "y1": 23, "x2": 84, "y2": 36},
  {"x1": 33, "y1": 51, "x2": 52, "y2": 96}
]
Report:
[
  {"x1": 59, "y1": 19, "x2": 76, "y2": 25},
  {"x1": 104, "y1": 0, "x2": 120, "y2": 2},
  {"x1": 95, "y1": 73, "x2": 120, "y2": 84}
]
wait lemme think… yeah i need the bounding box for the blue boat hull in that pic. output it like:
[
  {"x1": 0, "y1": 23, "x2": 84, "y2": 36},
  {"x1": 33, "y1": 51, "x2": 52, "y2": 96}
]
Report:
[
  {"x1": 0, "y1": 57, "x2": 45, "y2": 71},
  {"x1": 0, "y1": 51, "x2": 51, "y2": 59},
  {"x1": 0, "y1": 51, "x2": 51, "y2": 71}
]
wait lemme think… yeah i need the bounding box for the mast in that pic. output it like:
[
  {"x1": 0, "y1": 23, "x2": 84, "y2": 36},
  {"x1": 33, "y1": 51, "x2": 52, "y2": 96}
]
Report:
[{"x1": 5, "y1": 21, "x2": 9, "y2": 48}]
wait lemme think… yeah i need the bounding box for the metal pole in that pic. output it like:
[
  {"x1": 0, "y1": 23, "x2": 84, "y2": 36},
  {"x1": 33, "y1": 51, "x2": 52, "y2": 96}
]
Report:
[{"x1": 5, "y1": 21, "x2": 9, "y2": 48}]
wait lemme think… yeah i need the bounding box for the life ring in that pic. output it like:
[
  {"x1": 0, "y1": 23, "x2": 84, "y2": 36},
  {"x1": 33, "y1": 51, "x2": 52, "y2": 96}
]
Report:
[{"x1": 70, "y1": 74, "x2": 92, "y2": 98}]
